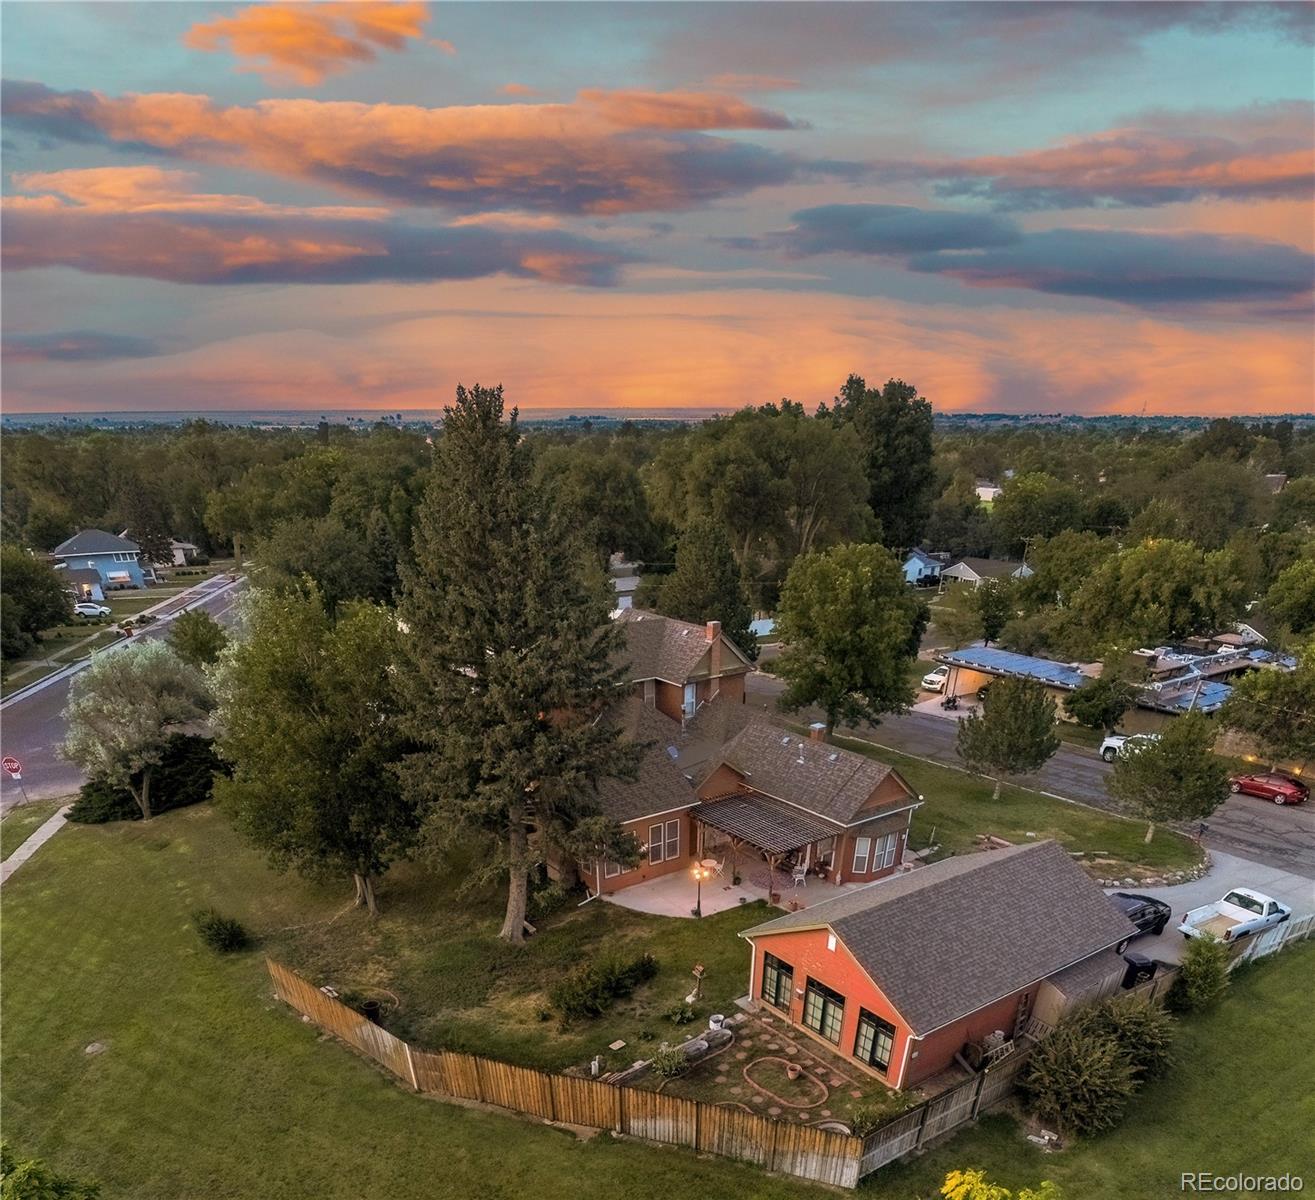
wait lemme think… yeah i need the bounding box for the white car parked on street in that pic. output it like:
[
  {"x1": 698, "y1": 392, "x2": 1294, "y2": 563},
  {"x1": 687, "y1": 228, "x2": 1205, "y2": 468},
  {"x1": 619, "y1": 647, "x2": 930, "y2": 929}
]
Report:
[
  {"x1": 73, "y1": 602, "x2": 112, "y2": 618},
  {"x1": 1099, "y1": 732, "x2": 1160, "y2": 763}
]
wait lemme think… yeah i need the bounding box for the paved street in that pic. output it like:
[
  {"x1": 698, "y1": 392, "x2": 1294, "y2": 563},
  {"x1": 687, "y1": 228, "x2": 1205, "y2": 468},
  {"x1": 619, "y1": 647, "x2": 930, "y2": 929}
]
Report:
[
  {"x1": 746, "y1": 670, "x2": 1315, "y2": 880},
  {"x1": 0, "y1": 575, "x2": 246, "y2": 812}
]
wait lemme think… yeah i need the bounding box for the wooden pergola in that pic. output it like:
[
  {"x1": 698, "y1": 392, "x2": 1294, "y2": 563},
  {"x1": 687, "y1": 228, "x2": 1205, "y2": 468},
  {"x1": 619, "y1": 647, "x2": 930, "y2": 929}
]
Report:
[{"x1": 694, "y1": 792, "x2": 840, "y2": 900}]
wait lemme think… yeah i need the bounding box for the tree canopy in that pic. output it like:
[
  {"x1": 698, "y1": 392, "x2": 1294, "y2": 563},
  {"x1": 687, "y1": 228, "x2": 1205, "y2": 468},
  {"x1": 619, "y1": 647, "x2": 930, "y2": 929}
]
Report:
[
  {"x1": 63, "y1": 641, "x2": 213, "y2": 819},
  {"x1": 656, "y1": 517, "x2": 758, "y2": 660},
  {"x1": 1220, "y1": 639, "x2": 1315, "y2": 767},
  {"x1": 955, "y1": 676, "x2": 1060, "y2": 799},
  {"x1": 213, "y1": 588, "x2": 417, "y2": 914},
  {"x1": 1, "y1": 544, "x2": 70, "y2": 662},
  {"x1": 773, "y1": 542, "x2": 926, "y2": 735},
  {"x1": 167, "y1": 608, "x2": 228, "y2": 669}
]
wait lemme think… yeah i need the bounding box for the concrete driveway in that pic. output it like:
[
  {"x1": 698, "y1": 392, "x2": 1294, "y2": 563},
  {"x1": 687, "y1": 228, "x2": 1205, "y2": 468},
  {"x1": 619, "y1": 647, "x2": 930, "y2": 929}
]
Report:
[{"x1": 1107, "y1": 850, "x2": 1315, "y2": 965}]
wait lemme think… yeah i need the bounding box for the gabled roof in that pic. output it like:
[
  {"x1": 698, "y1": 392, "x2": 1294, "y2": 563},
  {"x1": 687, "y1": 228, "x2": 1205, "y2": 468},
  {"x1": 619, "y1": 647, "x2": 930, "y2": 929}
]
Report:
[
  {"x1": 703, "y1": 721, "x2": 914, "y2": 826},
  {"x1": 742, "y1": 841, "x2": 1137, "y2": 1035},
  {"x1": 51, "y1": 528, "x2": 139, "y2": 556},
  {"x1": 943, "y1": 556, "x2": 1027, "y2": 580},
  {"x1": 62, "y1": 567, "x2": 103, "y2": 585},
  {"x1": 615, "y1": 609, "x2": 753, "y2": 685},
  {"x1": 903, "y1": 548, "x2": 941, "y2": 569},
  {"x1": 593, "y1": 698, "x2": 697, "y2": 823}
]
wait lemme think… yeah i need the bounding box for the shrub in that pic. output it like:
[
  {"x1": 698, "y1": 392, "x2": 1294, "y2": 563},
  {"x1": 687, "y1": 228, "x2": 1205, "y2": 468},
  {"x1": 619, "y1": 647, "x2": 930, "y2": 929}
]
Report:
[
  {"x1": 527, "y1": 880, "x2": 575, "y2": 920},
  {"x1": 1019, "y1": 1020, "x2": 1136, "y2": 1138},
  {"x1": 68, "y1": 734, "x2": 227, "y2": 824},
  {"x1": 193, "y1": 908, "x2": 250, "y2": 952},
  {"x1": 649, "y1": 1044, "x2": 689, "y2": 1079},
  {"x1": 549, "y1": 948, "x2": 658, "y2": 1021},
  {"x1": 665, "y1": 1002, "x2": 696, "y2": 1025},
  {"x1": 0, "y1": 1142, "x2": 101, "y2": 1199},
  {"x1": 1073, "y1": 995, "x2": 1175, "y2": 1080},
  {"x1": 1167, "y1": 936, "x2": 1231, "y2": 1013},
  {"x1": 847, "y1": 1095, "x2": 909, "y2": 1137}
]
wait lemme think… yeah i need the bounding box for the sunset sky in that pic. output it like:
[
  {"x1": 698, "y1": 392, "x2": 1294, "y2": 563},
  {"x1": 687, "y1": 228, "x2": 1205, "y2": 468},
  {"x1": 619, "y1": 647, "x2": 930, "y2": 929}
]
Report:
[{"x1": 2, "y1": 1, "x2": 1313, "y2": 416}]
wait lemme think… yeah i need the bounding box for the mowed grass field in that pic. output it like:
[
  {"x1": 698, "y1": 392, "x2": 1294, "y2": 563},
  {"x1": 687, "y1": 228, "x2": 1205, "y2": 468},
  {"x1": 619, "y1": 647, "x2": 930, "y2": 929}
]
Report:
[{"x1": 4, "y1": 804, "x2": 1308, "y2": 1200}]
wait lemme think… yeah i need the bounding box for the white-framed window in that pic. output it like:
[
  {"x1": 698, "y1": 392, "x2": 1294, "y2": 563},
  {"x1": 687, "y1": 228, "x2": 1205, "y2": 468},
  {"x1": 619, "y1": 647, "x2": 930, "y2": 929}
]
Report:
[
  {"x1": 664, "y1": 818, "x2": 680, "y2": 862},
  {"x1": 815, "y1": 837, "x2": 836, "y2": 869},
  {"x1": 682, "y1": 682, "x2": 697, "y2": 718},
  {"x1": 647, "y1": 819, "x2": 681, "y2": 865},
  {"x1": 852, "y1": 836, "x2": 872, "y2": 874},
  {"x1": 874, "y1": 832, "x2": 899, "y2": 871},
  {"x1": 604, "y1": 860, "x2": 622, "y2": 879}
]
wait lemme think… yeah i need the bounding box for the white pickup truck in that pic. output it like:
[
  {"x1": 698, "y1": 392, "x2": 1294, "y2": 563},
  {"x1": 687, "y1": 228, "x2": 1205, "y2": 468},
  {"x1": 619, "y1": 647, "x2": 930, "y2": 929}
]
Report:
[{"x1": 1178, "y1": 888, "x2": 1292, "y2": 942}]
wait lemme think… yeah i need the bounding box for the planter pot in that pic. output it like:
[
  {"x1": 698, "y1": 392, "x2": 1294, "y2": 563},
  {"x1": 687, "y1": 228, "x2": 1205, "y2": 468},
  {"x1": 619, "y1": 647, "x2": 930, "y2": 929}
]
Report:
[
  {"x1": 709, "y1": 1014, "x2": 725, "y2": 1030},
  {"x1": 785, "y1": 1063, "x2": 802, "y2": 1081}
]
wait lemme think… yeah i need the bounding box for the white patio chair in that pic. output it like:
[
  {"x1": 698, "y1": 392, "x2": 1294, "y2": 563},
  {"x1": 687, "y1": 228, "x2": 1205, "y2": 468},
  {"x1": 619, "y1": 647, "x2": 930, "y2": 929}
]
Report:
[
  {"x1": 791, "y1": 864, "x2": 807, "y2": 887},
  {"x1": 713, "y1": 859, "x2": 726, "y2": 877}
]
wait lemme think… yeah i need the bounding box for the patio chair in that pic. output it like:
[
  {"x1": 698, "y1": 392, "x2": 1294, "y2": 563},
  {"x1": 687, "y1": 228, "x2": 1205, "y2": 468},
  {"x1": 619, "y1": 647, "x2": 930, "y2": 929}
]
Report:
[
  {"x1": 713, "y1": 859, "x2": 726, "y2": 877},
  {"x1": 791, "y1": 863, "x2": 808, "y2": 887}
]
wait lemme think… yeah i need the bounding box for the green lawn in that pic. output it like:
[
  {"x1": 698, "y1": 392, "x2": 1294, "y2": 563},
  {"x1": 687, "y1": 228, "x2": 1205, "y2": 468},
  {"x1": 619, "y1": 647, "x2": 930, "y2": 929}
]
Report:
[
  {"x1": 825, "y1": 733, "x2": 1202, "y2": 876},
  {"x1": 0, "y1": 800, "x2": 63, "y2": 860},
  {"x1": 4, "y1": 803, "x2": 1311, "y2": 1200}
]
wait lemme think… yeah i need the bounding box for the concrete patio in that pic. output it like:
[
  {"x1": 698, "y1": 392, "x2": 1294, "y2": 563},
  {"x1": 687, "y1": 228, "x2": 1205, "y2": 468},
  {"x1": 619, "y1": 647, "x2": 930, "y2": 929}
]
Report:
[{"x1": 601, "y1": 857, "x2": 875, "y2": 919}]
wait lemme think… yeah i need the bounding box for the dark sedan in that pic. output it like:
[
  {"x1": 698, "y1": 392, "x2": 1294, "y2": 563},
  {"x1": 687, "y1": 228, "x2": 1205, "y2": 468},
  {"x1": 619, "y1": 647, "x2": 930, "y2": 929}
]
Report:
[
  {"x1": 1229, "y1": 773, "x2": 1309, "y2": 806},
  {"x1": 1110, "y1": 892, "x2": 1172, "y2": 939}
]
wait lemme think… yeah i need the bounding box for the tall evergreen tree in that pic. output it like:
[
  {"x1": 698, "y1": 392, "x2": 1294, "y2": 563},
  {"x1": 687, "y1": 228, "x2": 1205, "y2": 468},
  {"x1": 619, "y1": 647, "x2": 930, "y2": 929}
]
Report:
[
  {"x1": 831, "y1": 374, "x2": 935, "y2": 549},
  {"x1": 398, "y1": 385, "x2": 639, "y2": 944},
  {"x1": 656, "y1": 518, "x2": 758, "y2": 660}
]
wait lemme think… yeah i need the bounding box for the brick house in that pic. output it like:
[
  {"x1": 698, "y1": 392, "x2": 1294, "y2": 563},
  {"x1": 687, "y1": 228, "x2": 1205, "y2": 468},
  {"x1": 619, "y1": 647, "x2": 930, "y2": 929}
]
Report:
[
  {"x1": 740, "y1": 841, "x2": 1138, "y2": 1088},
  {"x1": 616, "y1": 609, "x2": 754, "y2": 723}
]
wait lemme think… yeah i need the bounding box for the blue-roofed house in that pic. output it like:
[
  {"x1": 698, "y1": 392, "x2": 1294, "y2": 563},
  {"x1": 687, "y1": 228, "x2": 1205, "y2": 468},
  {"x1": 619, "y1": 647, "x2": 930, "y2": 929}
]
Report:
[
  {"x1": 901, "y1": 548, "x2": 943, "y2": 587},
  {"x1": 49, "y1": 529, "x2": 152, "y2": 590}
]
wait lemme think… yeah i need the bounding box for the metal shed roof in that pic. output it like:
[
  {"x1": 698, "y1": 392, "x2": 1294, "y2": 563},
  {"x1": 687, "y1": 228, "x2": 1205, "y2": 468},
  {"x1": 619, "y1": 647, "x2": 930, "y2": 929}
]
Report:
[{"x1": 936, "y1": 646, "x2": 1088, "y2": 690}]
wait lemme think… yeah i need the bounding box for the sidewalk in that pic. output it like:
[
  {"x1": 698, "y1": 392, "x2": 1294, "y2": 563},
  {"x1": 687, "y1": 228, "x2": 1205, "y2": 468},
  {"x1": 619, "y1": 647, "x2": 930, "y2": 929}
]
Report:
[{"x1": 0, "y1": 804, "x2": 71, "y2": 886}]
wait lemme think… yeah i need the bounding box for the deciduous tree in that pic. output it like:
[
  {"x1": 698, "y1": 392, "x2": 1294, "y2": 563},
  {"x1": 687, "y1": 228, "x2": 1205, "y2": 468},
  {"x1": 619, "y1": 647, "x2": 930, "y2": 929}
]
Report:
[
  {"x1": 167, "y1": 608, "x2": 228, "y2": 669},
  {"x1": 774, "y1": 542, "x2": 926, "y2": 735},
  {"x1": 1064, "y1": 673, "x2": 1140, "y2": 734},
  {"x1": 1220, "y1": 639, "x2": 1315, "y2": 767},
  {"x1": 212, "y1": 588, "x2": 417, "y2": 915},
  {"x1": 1263, "y1": 560, "x2": 1315, "y2": 636},
  {"x1": 942, "y1": 1169, "x2": 1061, "y2": 1200},
  {"x1": 0, "y1": 544, "x2": 70, "y2": 661},
  {"x1": 63, "y1": 641, "x2": 213, "y2": 819},
  {"x1": 1105, "y1": 710, "x2": 1229, "y2": 842},
  {"x1": 956, "y1": 677, "x2": 1060, "y2": 799},
  {"x1": 398, "y1": 385, "x2": 639, "y2": 943},
  {"x1": 976, "y1": 579, "x2": 1012, "y2": 646}
]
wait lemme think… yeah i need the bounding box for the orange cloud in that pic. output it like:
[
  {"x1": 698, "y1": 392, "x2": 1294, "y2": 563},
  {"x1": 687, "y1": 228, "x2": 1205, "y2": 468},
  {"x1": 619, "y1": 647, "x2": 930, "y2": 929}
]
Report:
[
  {"x1": 184, "y1": 1, "x2": 432, "y2": 85},
  {"x1": 3, "y1": 81, "x2": 835, "y2": 214},
  {"x1": 7, "y1": 282, "x2": 1309, "y2": 417},
  {"x1": 2, "y1": 169, "x2": 630, "y2": 286}
]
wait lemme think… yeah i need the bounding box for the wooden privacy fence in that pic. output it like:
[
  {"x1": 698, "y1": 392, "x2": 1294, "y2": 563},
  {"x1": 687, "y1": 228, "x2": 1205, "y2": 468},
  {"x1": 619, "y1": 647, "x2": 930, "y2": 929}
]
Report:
[
  {"x1": 266, "y1": 959, "x2": 865, "y2": 1189},
  {"x1": 857, "y1": 1048, "x2": 1031, "y2": 1178}
]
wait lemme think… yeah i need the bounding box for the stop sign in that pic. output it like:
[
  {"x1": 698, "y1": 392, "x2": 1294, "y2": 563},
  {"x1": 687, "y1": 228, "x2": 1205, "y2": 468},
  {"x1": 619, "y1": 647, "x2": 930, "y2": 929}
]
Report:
[{"x1": 2, "y1": 756, "x2": 21, "y2": 776}]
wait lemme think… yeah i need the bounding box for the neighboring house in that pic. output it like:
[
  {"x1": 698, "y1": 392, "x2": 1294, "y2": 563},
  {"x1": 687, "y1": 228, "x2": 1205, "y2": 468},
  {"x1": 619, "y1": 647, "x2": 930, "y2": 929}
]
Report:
[
  {"x1": 974, "y1": 480, "x2": 1003, "y2": 503},
  {"x1": 608, "y1": 553, "x2": 640, "y2": 611},
  {"x1": 740, "y1": 841, "x2": 1137, "y2": 1089},
  {"x1": 901, "y1": 548, "x2": 942, "y2": 587},
  {"x1": 58, "y1": 566, "x2": 105, "y2": 602},
  {"x1": 696, "y1": 722, "x2": 921, "y2": 888},
  {"x1": 940, "y1": 557, "x2": 1033, "y2": 589},
  {"x1": 49, "y1": 529, "x2": 150, "y2": 590},
  {"x1": 617, "y1": 609, "x2": 754, "y2": 723}
]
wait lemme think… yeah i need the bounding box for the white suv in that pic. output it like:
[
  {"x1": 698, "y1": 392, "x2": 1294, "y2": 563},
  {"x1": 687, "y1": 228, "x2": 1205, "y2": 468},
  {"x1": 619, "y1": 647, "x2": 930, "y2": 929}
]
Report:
[
  {"x1": 1099, "y1": 733, "x2": 1160, "y2": 763},
  {"x1": 921, "y1": 665, "x2": 950, "y2": 692},
  {"x1": 73, "y1": 602, "x2": 112, "y2": 618}
]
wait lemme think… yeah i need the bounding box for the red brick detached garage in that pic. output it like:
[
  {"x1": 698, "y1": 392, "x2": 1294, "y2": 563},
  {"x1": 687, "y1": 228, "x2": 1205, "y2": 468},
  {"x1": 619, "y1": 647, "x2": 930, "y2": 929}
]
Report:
[{"x1": 740, "y1": 841, "x2": 1137, "y2": 1089}]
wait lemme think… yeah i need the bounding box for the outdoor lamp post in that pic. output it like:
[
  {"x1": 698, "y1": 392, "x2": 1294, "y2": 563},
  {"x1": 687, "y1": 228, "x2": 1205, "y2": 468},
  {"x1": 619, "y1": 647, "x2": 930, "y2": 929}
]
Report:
[{"x1": 691, "y1": 863, "x2": 710, "y2": 918}]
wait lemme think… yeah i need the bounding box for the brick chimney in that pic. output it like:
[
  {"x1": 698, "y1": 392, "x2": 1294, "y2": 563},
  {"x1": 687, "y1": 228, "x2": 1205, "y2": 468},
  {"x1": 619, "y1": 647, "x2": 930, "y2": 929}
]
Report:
[
  {"x1": 809, "y1": 722, "x2": 828, "y2": 742},
  {"x1": 706, "y1": 620, "x2": 722, "y2": 698}
]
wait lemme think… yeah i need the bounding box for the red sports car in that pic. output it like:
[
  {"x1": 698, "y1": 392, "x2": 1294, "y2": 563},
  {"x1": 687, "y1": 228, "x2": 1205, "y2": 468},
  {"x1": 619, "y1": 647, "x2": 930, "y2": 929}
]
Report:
[{"x1": 1229, "y1": 773, "x2": 1309, "y2": 805}]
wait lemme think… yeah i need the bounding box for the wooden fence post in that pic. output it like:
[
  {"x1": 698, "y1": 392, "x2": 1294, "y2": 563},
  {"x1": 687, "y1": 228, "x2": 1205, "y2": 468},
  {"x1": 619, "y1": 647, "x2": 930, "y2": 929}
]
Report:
[
  {"x1": 614, "y1": 1083, "x2": 625, "y2": 1133},
  {"x1": 970, "y1": 1068, "x2": 987, "y2": 1119},
  {"x1": 474, "y1": 1057, "x2": 490, "y2": 1105},
  {"x1": 912, "y1": 1095, "x2": 931, "y2": 1153},
  {"x1": 543, "y1": 1071, "x2": 557, "y2": 1124},
  {"x1": 404, "y1": 1042, "x2": 419, "y2": 1092}
]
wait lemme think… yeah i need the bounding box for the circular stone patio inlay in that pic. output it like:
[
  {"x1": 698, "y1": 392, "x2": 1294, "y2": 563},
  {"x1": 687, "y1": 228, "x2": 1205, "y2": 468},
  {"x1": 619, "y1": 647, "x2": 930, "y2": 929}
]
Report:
[{"x1": 743, "y1": 1057, "x2": 828, "y2": 1109}]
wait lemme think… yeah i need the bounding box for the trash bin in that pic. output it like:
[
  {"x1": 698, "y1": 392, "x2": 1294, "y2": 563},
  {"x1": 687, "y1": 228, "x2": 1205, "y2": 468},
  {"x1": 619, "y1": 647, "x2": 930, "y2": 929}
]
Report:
[
  {"x1": 1121, "y1": 952, "x2": 1156, "y2": 989},
  {"x1": 359, "y1": 999, "x2": 382, "y2": 1024}
]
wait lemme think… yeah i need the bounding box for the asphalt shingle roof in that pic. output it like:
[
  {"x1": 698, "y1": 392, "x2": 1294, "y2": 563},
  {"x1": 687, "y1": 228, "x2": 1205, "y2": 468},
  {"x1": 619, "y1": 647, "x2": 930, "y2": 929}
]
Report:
[
  {"x1": 945, "y1": 556, "x2": 1026, "y2": 580},
  {"x1": 706, "y1": 721, "x2": 912, "y2": 825},
  {"x1": 51, "y1": 528, "x2": 139, "y2": 556},
  {"x1": 742, "y1": 840, "x2": 1137, "y2": 1034},
  {"x1": 593, "y1": 698, "x2": 697, "y2": 823},
  {"x1": 615, "y1": 609, "x2": 750, "y2": 685}
]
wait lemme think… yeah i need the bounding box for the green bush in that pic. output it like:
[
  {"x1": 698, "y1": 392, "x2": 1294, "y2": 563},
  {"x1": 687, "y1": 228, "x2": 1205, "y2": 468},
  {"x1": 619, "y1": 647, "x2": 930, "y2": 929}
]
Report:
[
  {"x1": 192, "y1": 908, "x2": 250, "y2": 953},
  {"x1": 549, "y1": 948, "x2": 658, "y2": 1021},
  {"x1": 527, "y1": 880, "x2": 576, "y2": 920},
  {"x1": 68, "y1": 735, "x2": 226, "y2": 824},
  {"x1": 0, "y1": 1142, "x2": 100, "y2": 1199},
  {"x1": 649, "y1": 1044, "x2": 689, "y2": 1079},
  {"x1": 665, "y1": 1002, "x2": 696, "y2": 1025},
  {"x1": 1073, "y1": 995, "x2": 1175, "y2": 1080},
  {"x1": 1020, "y1": 1020, "x2": 1137, "y2": 1138},
  {"x1": 1168, "y1": 935, "x2": 1231, "y2": 1013},
  {"x1": 847, "y1": 1095, "x2": 909, "y2": 1138}
]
